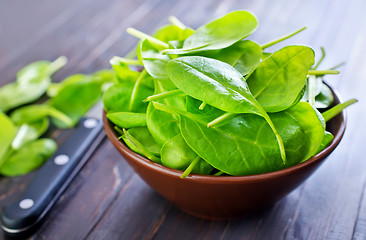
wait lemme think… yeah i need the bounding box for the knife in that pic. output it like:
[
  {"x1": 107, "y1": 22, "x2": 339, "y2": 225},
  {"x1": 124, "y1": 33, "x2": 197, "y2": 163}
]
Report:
[{"x1": 1, "y1": 102, "x2": 105, "y2": 238}]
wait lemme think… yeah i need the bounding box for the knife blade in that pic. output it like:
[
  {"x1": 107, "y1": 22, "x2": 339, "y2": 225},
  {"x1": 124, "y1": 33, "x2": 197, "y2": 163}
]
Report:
[{"x1": 1, "y1": 102, "x2": 105, "y2": 238}]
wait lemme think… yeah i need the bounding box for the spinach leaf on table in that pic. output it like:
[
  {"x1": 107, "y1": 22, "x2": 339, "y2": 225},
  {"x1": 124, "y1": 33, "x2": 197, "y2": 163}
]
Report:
[
  {"x1": 163, "y1": 10, "x2": 257, "y2": 55},
  {"x1": 0, "y1": 112, "x2": 17, "y2": 165},
  {"x1": 247, "y1": 46, "x2": 315, "y2": 112},
  {"x1": 11, "y1": 118, "x2": 49, "y2": 150},
  {"x1": 0, "y1": 138, "x2": 57, "y2": 177},
  {"x1": 0, "y1": 57, "x2": 66, "y2": 112}
]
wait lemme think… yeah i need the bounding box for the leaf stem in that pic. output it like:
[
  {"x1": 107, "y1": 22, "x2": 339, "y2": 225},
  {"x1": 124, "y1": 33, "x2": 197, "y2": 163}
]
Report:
[
  {"x1": 308, "y1": 70, "x2": 339, "y2": 76},
  {"x1": 126, "y1": 27, "x2": 169, "y2": 50},
  {"x1": 307, "y1": 75, "x2": 316, "y2": 106},
  {"x1": 47, "y1": 56, "x2": 68, "y2": 75},
  {"x1": 261, "y1": 26, "x2": 307, "y2": 50},
  {"x1": 322, "y1": 98, "x2": 358, "y2": 122},
  {"x1": 129, "y1": 70, "x2": 147, "y2": 112},
  {"x1": 169, "y1": 16, "x2": 187, "y2": 30},
  {"x1": 262, "y1": 114, "x2": 287, "y2": 164},
  {"x1": 214, "y1": 171, "x2": 225, "y2": 176},
  {"x1": 144, "y1": 89, "x2": 185, "y2": 102},
  {"x1": 199, "y1": 102, "x2": 207, "y2": 110},
  {"x1": 110, "y1": 56, "x2": 141, "y2": 66},
  {"x1": 123, "y1": 128, "x2": 160, "y2": 163},
  {"x1": 207, "y1": 112, "x2": 236, "y2": 128},
  {"x1": 48, "y1": 107, "x2": 74, "y2": 127},
  {"x1": 329, "y1": 62, "x2": 345, "y2": 70},
  {"x1": 180, "y1": 156, "x2": 200, "y2": 178},
  {"x1": 313, "y1": 47, "x2": 325, "y2": 70}
]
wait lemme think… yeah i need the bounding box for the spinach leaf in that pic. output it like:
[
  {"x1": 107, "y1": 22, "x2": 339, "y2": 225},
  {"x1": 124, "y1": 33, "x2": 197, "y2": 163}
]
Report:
[
  {"x1": 10, "y1": 104, "x2": 73, "y2": 127},
  {"x1": 0, "y1": 139, "x2": 57, "y2": 176},
  {"x1": 166, "y1": 56, "x2": 286, "y2": 162},
  {"x1": 121, "y1": 127, "x2": 161, "y2": 159},
  {"x1": 153, "y1": 102, "x2": 307, "y2": 175},
  {"x1": 0, "y1": 57, "x2": 67, "y2": 112},
  {"x1": 49, "y1": 72, "x2": 115, "y2": 128},
  {"x1": 315, "y1": 84, "x2": 334, "y2": 108},
  {"x1": 107, "y1": 112, "x2": 146, "y2": 128},
  {"x1": 11, "y1": 118, "x2": 49, "y2": 150},
  {"x1": 0, "y1": 112, "x2": 16, "y2": 164},
  {"x1": 163, "y1": 10, "x2": 257, "y2": 55},
  {"x1": 285, "y1": 102, "x2": 325, "y2": 161},
  {"x1": 315, "y1": 131, "x2": 334, "y2": 154},
  {"x1": 247, "y1": 46, "x2": 315, "y2": 112},
  {"x1": 146, "y1": 79, "x2": 184, "y2": 146},
  {"x1": 200, "y1": 40, "x2": 262, "y2": 76},
  {"x1": 109, "y1": 57, "x2": 141, "y2": 84},
  {"x1": 161, "y1": 133, "x2": 213, "y2": 175}
]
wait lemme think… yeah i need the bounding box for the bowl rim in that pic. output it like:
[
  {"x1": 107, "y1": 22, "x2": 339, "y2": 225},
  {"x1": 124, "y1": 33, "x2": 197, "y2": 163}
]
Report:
[{"x1": 103, "y1": 87, "x2": 347, "y2": 183}]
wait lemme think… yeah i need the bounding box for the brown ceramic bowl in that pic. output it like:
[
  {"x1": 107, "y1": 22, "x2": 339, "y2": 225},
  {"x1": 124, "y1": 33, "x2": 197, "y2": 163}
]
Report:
[{"x1": 103, "y1": 87, "x2": 346, "y2": 220}]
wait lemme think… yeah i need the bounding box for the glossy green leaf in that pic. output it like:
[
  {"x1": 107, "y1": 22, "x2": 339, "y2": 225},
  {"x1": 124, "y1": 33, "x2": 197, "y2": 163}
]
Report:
[
  {"x1": 109, "y1": 58, "x2": 141, "y2": 84},
  {"x1": 49, "y1": 75, "x2": 105, "y2": 128},
  {"x1": 163, "y1": 11, "x2": 257, "y2": 54},
  {"x1": 153, "y1": 101, "x2": 307, "y2": 175},
  {"x1": 0, "y1": 138, "x2": 57, "y2": 176},
  {"x1": 166, "y1": 56, "x2": 286, "y2": 161},
  {"x1": 201, "y1": 40, "x2": 262, "y2": 76},
  {"x1": 161, "y1": 133, "x2": 213, "y2": 174},
  {"x1": 146, "y1": 79, "x2": 185, "y2": 146},
  {"x1": 10, "y1": 104, "x2": 72, "y2": 127},
  {"x1": 0, "y1": 112, "x2": 16, "y2": 163},
  {"x1": 315, "y1": 131, "x2": 334, "y2": 155},
  {"x1": 247, "y1": 46, "x2": 315, "y2": 112},
  {"x1": 285, "y1": 102, "x2": 325, "y2": 161},
  {"x1": 166, "y1": 56, "x2": 263, "y2": 115},
  {"x1": 11, "y1": 118, "x2": 49, "y2": 150},
  {"x1": 121, "y1": 127, "x2": 161, "y2": 158},
  {"x1": 0, "y1": 57, "x2": 66, "y2": 112},
  {"x1": 107, "y1": 112, "x2": 146, "y2": 128}
]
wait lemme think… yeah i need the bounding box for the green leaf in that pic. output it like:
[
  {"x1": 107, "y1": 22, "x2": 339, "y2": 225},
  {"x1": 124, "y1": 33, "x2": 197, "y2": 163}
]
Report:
[
  {"x1": 110, "y1": 58, "x2": 141, "y2": 84},
  {"x1": 247, "y1": 45, "x2": 315, "y2": 112},
  {"x1": 11, "y1": 118, "x2": 49, "y2": 150},
  {"x1": 0, "y1": 57, "x2": 66, "y2": 112},
  {"x1": 146, "y1": 79, "x2": 184, "y2": 146},
  {"x1": 49, "y1": 74, "x2": 106, "y2": 128},
  {"x1": 121, "y1": 127, "x2": 161, "y2": 160},
  {"x1": 0, "y1": 112, "x2": 16, "y2": 163},
  {"x1": 0, "y1": 139, "x2": 57, "y2": 176},
  {"x1": 107, "y1": 112, "x2": 146, "y2": 128},
  {"x1": 315, "y1": 131, "x2": 334, "y2": 155},
  {"x1": 166, "y1": 56, "x2": 286, "y2": 162},
  {"x1": 10, "y1": 104, "x2": 73, "y2": 127},
  {"x1": 153, "y1": 101, "x2": 307, "y2": 175},
  {"x1": 315, "y1": 84, "x2": 334, "y2": 108},
  {"x1": 285, "y1": 102, "x2": 325, "y2": 161},
  {"x1": 163, "y1": 10, "x2": 257, "y2": 54},
  {"x1": 161, "y1": 133, "x2": 213, "y2": 175},
  {"x1": 200, "y1": 40, "x2": 262, "y2": 76}
]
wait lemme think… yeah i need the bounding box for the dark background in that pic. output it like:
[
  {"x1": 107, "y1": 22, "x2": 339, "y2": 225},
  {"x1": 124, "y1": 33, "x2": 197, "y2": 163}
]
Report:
[{"x1": 0, "y1": 0, "x2": 365, "y2": 239}]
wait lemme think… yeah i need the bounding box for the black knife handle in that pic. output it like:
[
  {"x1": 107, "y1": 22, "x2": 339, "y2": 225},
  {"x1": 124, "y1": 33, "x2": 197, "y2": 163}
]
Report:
[{"x1": 1, "y1": 118, "x2": 103, "y2": 237}]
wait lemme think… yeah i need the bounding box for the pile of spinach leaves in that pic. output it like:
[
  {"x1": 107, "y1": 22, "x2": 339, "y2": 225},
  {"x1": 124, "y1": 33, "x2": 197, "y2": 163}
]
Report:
[
  {"x1": 103, "y1": 10, "x2": 357, "y2": 177},
  {"x1": 0, "y1": 57, "x2": 115, "y2": 176}
]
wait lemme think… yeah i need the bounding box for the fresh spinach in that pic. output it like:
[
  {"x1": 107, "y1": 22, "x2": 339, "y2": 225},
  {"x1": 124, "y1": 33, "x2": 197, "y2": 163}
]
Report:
[
  {"x1": 0, "y1": 113, "x2": 17, "y2": 165},
  {"x1": 162, "y1": 10, "x2": 257, "y2": 54},
  {"x1": 247, "y1": 46, "x2": 315, "y2": 112},
  {"x1": 0, "y1": 57, "x2": 67, "y2": 112},
  {"x1": 0, "y1": 139, "x2": 57, "y2": 176}
]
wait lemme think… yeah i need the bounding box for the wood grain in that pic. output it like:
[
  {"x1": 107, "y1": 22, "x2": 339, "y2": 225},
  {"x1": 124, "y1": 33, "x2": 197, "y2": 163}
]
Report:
[{"x1": 0, "y1": 0, "x2": 365, "y2": 239}]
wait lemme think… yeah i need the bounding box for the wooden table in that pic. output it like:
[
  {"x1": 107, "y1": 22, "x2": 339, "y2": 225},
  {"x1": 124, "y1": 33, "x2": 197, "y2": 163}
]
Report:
[{"x1": 0, "y1": 0, "x2": 365, "y2": 239}]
